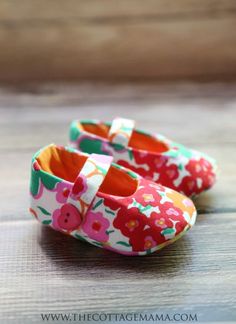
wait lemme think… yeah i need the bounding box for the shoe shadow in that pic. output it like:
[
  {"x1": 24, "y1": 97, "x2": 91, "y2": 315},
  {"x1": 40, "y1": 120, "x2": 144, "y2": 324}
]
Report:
[{"x1": 38, "y1": 225, "x2": 193, "y2": 277}]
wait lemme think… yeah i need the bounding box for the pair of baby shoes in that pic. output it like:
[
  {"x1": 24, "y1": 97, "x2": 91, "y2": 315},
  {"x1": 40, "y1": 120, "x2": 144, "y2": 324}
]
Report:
[{"x1": 30, "y1": 118, "x2": 217, "y2": 256}]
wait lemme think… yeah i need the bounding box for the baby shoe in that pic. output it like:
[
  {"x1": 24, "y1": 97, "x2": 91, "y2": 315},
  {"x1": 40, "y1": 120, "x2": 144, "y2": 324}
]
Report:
[
  {"x1": 69, "y1": 118, "x2": 217, "y2": 197},
  {"x1": 29, "y1": 144, "x2": 197, "y2": 256}
]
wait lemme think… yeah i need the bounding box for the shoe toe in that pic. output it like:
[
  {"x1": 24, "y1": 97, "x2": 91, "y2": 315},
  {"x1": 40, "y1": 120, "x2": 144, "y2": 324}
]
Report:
[
  {"x1": 118, "y1": 180, "x2": 197, "y2": 254},
  {"x1": 181, "y1": 151, "x2": 217, "y2": 196}
]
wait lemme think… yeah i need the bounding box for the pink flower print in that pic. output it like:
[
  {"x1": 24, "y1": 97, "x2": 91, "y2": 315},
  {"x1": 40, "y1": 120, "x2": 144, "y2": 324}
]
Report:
[
  {"x1": 52, "y1": 209, "x2": 61, "y2": 230},
  {"x1": 166, "y1": 169, "x2": 177, "y2": 179},
  {"x1": 143, "y1": 235, "x2": 156, "y2": 250},
  {"x1": 55, "y1": 182, "x2": 73, "y2": 204},
  {"x1": 52, "y1": 203, "x2": 82, "y2": 231},
  {"x1": 82, "y1": 211, "x2": 110, "y2": 242},
  {"x1": 154, "y1": 156, "x2": 167, "y2": 168},
  {"x1": 195, "y1": 163, "x2": 202, "y2": 173},
  {"x1": 142, "y1": 193, "x2": 155, "y2": 203},
  {"x1": 183, "y1": 198, "x2": 194, "y2": 208},
  {"x1": 154, "y1": 217, "x2": 167, "y2": 229},
  {"x1": 125, "y1": 218, "x2": 140, "y2": 232},
  {"x1": 166, "y1": 207, "x2": 180, "y2": 216}
]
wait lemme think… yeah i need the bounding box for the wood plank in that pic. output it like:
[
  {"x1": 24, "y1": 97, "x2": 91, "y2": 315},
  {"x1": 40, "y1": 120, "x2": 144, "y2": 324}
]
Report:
[
  {"x1": 1, "y1": 82, "x2": 236, "y2": 147},
  {"x1": 1, "y1": 0, "x2": 236, "y2": 21},
  {"x1": 1, "y1": 82, "x2": 236, "y2": 103},
  {"x1": 1, "y1": 108, "x2": 235, "y2": 147},
  {"x1": 0, "y1": 215, "x2": 235, "y2": 323},
  {"x1": 0, "y1": 16, "x2": 235, "y2": 81}
]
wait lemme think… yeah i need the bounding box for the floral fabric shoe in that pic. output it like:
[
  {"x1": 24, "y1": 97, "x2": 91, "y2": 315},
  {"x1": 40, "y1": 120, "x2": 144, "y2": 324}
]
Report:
[
  {"x1": 69, "y1": 118, "x2": 217, "y2": 197},
  {"x1": 29, "y1": 144, "x2": 196, "y2": 256}
]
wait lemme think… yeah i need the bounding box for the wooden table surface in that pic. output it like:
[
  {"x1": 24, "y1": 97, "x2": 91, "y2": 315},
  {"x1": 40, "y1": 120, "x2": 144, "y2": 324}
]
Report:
[{"x1": 0, "y1": 83, "x2": 235, "y2": 323}]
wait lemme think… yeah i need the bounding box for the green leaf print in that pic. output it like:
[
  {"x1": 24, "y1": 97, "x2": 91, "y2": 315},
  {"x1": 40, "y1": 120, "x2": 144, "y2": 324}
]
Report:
[
  {"x1": 140, "y1": 205, "x2": 152, "y2": 213},
  {"x1": 79, "y1": 138, "x2": 104, "y2": 155},
  {"x1": 106, "y1": 230, "x2": 115, "y2": 235},
  {"x1": 132, "y1": 201, "x2": 152, "y2": 213},
  {"x1": 127, "y1": 170, "x2": 137, "y2": 179},
  {"x1": 30, "y1": 166, "x2": 62, "y2": 196},
  {"x1": 75, "y1": 234, "x2": 87, "y2": 242},
  {"x1": 113, "y1": 164, "x2": 123, "y2": 170},
  {"x1": 116, "y1": 241, "x2": 131, "y2": 247},
  {"x1": 128, "y1": 150, "x2": 133, "y2": 161},
  {"x1": 171, "y1": 142, "x2": 192, "y2": 158},
  {"x1": 92, "y1": 241, "x2": 104, "y2": 247},
  {"x1": 69, "y1": 121, "x2": 81, "y2": 141},
  {"x1": 105, "y1": 209, "x2": 115, "y2": 216},
  {"x1": 37, "y1": 206, "x2": 51, "y2": 216},
  {"x1": 92, "y1": 199, "x2": 103, "y2": 210},
  {"x1": 97, "y1": 165, "x2": 107, "y2": 175},
  {"x1": 111, "y1": 143, "x2": 125, "y2": 151},
  {"x1": 42, "y1": 220, "x2": 52, "y2": 225},
  {"x1": 161, "y1": 228, "x2": 175, "y2": 235}
]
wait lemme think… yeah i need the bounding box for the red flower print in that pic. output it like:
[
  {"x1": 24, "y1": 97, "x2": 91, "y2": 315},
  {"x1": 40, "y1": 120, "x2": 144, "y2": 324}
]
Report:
[
  {"x1": 119, "y1": 201, "x2": 188, "y2": 252},
  {"x1": 103, "y1": 178, "x2": 165, "y2": 211},
  {"x1": 133, "y1": 179, "x2": 163, "y2": 207},
  {"x1": 134, "y1": 151, "x2": 168, "y2": 172},
  {"x1": 71, "y1": 174, "x2": 87, "y2": 198},
  {"x1": 158, "y1": 202, "x2": 187, "y2": 233},
  {"x1": 157, "y1": 162, "x2": 179, "y2": 189},
  {"x1": 184, "y1": 157, "x2": 216, "y2": 194},
  {"x1": 113, "y1": 207, "x2": 147, "y2": 238},
  {"x1": 118, "y1": 152, "x2": 180, "y2": 191},
  {"x1": 117, "y1": 160, "x2": 149, "y2": 179},
  {"x1": 149, "y1": 213, "x2": 167, "y2": 229},
  {"x1": 117, "y1": 151, "x2": 161, "y2": 179},
  {"x1": 186, "y1": 158, "x2": 210, "y2": 178},
  {"x1": 148, "y1": 200, "x2": 188, "y2": 235},
  {"x1": 103, "y1": 196, "x2": 123, "y2": 211},
  {"x1": 178, "y1": 176, "x2": 198, "y2": 196},
  {"x1": 129, "y1": 228, "x2": 163, "y2": 252}
]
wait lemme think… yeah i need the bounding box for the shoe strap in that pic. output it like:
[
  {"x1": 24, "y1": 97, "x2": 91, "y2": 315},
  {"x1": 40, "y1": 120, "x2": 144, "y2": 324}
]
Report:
[
  {"x1": 68, "y1": 154, "x2": 113, "y2": 217},
  {"x1": 108, "y1": 117, "x2": 135, "y2": 147}
]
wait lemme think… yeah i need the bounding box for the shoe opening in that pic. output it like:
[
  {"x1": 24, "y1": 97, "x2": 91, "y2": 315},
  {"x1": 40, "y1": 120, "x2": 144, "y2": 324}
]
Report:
[
  {"x1": 36, "y1": 145, "x2": 138, "y2": 197},
  {"x1": 78, "y1": 121, "x2": 169, "y2": 154}
]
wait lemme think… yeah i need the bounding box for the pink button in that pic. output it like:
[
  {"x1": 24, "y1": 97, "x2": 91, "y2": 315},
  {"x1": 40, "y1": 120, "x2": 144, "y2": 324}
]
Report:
[{"x1": 58, "y1": 203, "x2": 82, "y2": 231}]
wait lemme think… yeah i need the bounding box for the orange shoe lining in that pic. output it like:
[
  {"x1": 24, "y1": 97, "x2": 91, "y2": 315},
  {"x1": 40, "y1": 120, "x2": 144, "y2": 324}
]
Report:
[
  {"x1": 36, "y1": 146, "x2": 138, "y2": 197},
  {"x1": 80, "y1": 122, "x2": 169, "y2": 153}
]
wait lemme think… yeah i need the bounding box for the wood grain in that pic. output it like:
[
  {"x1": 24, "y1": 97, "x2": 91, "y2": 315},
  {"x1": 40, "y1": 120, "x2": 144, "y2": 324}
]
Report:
[
  {"x1": 0, "y1": 1, "x2": 236, "y2": 81},
  {"x1": 0, "y1": 214, "x2": 235, "y2": 323},
  {"x1": 0, "y1": 83, "x2": 235, "y2": 323},
  {"x1": 1, "y1": 0, "x2": 236, "y2": 21}
]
